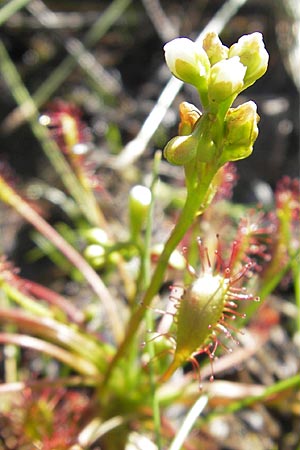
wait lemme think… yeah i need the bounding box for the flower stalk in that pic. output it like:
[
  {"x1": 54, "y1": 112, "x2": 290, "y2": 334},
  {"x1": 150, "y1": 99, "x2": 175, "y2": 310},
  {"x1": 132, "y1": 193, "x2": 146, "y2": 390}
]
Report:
[{"x1": 102, "y1": 31, "x2": 268, "y2": 386}]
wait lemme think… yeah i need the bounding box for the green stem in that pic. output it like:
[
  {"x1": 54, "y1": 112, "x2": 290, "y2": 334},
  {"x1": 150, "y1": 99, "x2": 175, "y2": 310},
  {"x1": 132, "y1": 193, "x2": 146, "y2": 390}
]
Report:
[
  {"x1": 143, "y1": 151, "x2": 162, "y2": 449},
  {"x1": 101, "y1": 165, "x2": 216, "y2": 387}
]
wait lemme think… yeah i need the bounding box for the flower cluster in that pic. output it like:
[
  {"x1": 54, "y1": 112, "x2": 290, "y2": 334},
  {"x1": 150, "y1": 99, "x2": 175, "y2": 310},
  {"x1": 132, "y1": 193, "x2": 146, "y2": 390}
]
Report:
[
  {"x1": 163, "y1": 32, "x2": 268, "y2": 169},
  {"x1": 164, "y1": 32, "x2": 268, "y2": 106}
]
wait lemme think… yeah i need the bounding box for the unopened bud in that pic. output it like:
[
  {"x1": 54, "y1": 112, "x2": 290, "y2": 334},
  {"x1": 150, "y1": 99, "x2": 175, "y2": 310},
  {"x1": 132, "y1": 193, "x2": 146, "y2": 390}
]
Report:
[
  {"x1": 229, "y1": 32, "x2": 269, "y2": 89},
  {"x1": 129, "y1": 185, "x2": 152, "y2": 240},
  {"x1": 163, "y1": 134, "x2": 197, "y2": 166},
  {"x1": 220, "y1": 101, "x2": 259, "y2": 164},
  {"x1": 84, "y1": 244, "x2": 106, "y2": 268},
  {"x1": 178, "y1": 102, "x2": 202, "y2": 136},
  {"x1": 83, "y1": 228, "x2": 110, "y2": 246},
  {"x1": 203, "y1": 32, "x2": 229, "y2": 66},
  {"x1": 164, "y1": 38, "x2": 210, "y2": 89},
  {"x1": 208, "y1": 56, "x2": 246, "y2": 104}
]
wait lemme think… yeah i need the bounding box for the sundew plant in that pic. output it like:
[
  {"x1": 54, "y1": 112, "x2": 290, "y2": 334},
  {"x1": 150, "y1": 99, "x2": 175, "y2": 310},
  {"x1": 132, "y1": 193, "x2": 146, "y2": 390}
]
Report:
[{"x1": 0, "y1": 10, "x2": 299, "y2": 450}]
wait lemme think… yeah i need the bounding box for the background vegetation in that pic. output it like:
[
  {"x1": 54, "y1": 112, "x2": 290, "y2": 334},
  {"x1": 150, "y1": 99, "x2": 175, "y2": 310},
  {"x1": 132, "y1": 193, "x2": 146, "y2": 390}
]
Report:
[{"x1": 0, "y1": 1, "x2": 299, "y2": 449}]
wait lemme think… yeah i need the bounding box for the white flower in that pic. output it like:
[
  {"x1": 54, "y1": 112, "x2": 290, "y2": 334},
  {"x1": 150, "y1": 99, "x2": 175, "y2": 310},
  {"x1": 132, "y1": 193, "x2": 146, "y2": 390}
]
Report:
[
  {"x1": 229, "y1": 32, "x2": 269, "y2": 88},
  {"x1": 164, "y1": 38, "x2": 210, "y2": 87},
  {"x1": 208, "y1": 56, "x2": 247, "y2": 103}
]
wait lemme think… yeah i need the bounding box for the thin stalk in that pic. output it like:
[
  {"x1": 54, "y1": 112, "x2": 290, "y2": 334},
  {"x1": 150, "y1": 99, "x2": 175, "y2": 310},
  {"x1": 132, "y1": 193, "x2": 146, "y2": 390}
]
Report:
[
  {"x1": 0, "y1": 0, "x2": 31, "y2": 26},
  {"x1": 101, "y1": 164, "x2": 216, "y2": 387},
  {"x1": 143, "y1": 151, "x2": 162, "y2": 450},
  {"x1": 142, "y1": 152, "x2": 161, "y2": 288},
  {"x1": 145, "y1": 325, "x2": 162, "y2": 450},
  {"x1": 0, "y1": 40, "x2": 105, "y2": 228},
  {"x1": 0, "y1": 176, "x2": 124, "y2": 344}
]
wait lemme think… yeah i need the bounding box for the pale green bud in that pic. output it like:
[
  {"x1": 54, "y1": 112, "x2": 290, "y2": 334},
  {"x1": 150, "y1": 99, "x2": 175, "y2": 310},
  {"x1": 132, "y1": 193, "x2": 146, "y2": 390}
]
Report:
[
  {"x1": 84, "y1": 244, "x2": 106, "y2": 268},
  {"x1": 203, "y1": 32, "x2": 229, "y2": 66},
  {"x1": 129, "y1": 185, "x2": 152, "y2": 239},
  {"x1": 164, "y1": 38, "x2": 210, "y2": 88},
  {"x1": 220, "y1": 101, "x2": 259, "y2": 164},
  {"x1": 228, "y1": 32, "x2": 269, "y2": 89},
  {"x1": 225, "y1": 101, "x2": 259, "y2": 145},
  {"x1": 163, "y1": 134, "x2": 197, "y2": 166},
  {"x1": 208, "y1": 56, "x2": 246, "y2": 104},
  {"x1": 83, "y1": 227, "x2": 110, "y2": 246}
]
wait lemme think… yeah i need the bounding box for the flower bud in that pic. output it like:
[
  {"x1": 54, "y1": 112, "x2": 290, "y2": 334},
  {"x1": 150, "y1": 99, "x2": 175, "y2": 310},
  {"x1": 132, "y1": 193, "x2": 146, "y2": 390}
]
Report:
[
  {"x1": 208, "y1": 56, "x2": 246, "y2": 104},
  {"x1": 84, "y1": 244, "x2": 106, "y2": 268},
  {"x1": 220, "y1": 101, "x2": 259, "y2": 164},
  {"x1": 164, "y1": 38, "x2": 210, "y2": 88},
  {"x1": 203, "y1": 32, "x2": 229, "y2": 66},
  {"x1": 163, "y1": 134, "x2": 197, "y2": 166},
  {"x1": 228, "y1": 32, "x2": 269, "y2": 89},
  {"x1": 129, "y1": 185, "x2": 152, "y2": 239},
  {"x1": 83, "y1": 227, "x2": 110, "y2": 246},
  {"x1": 178, "y1": 102, "x2": 202, "y2": 136}
]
